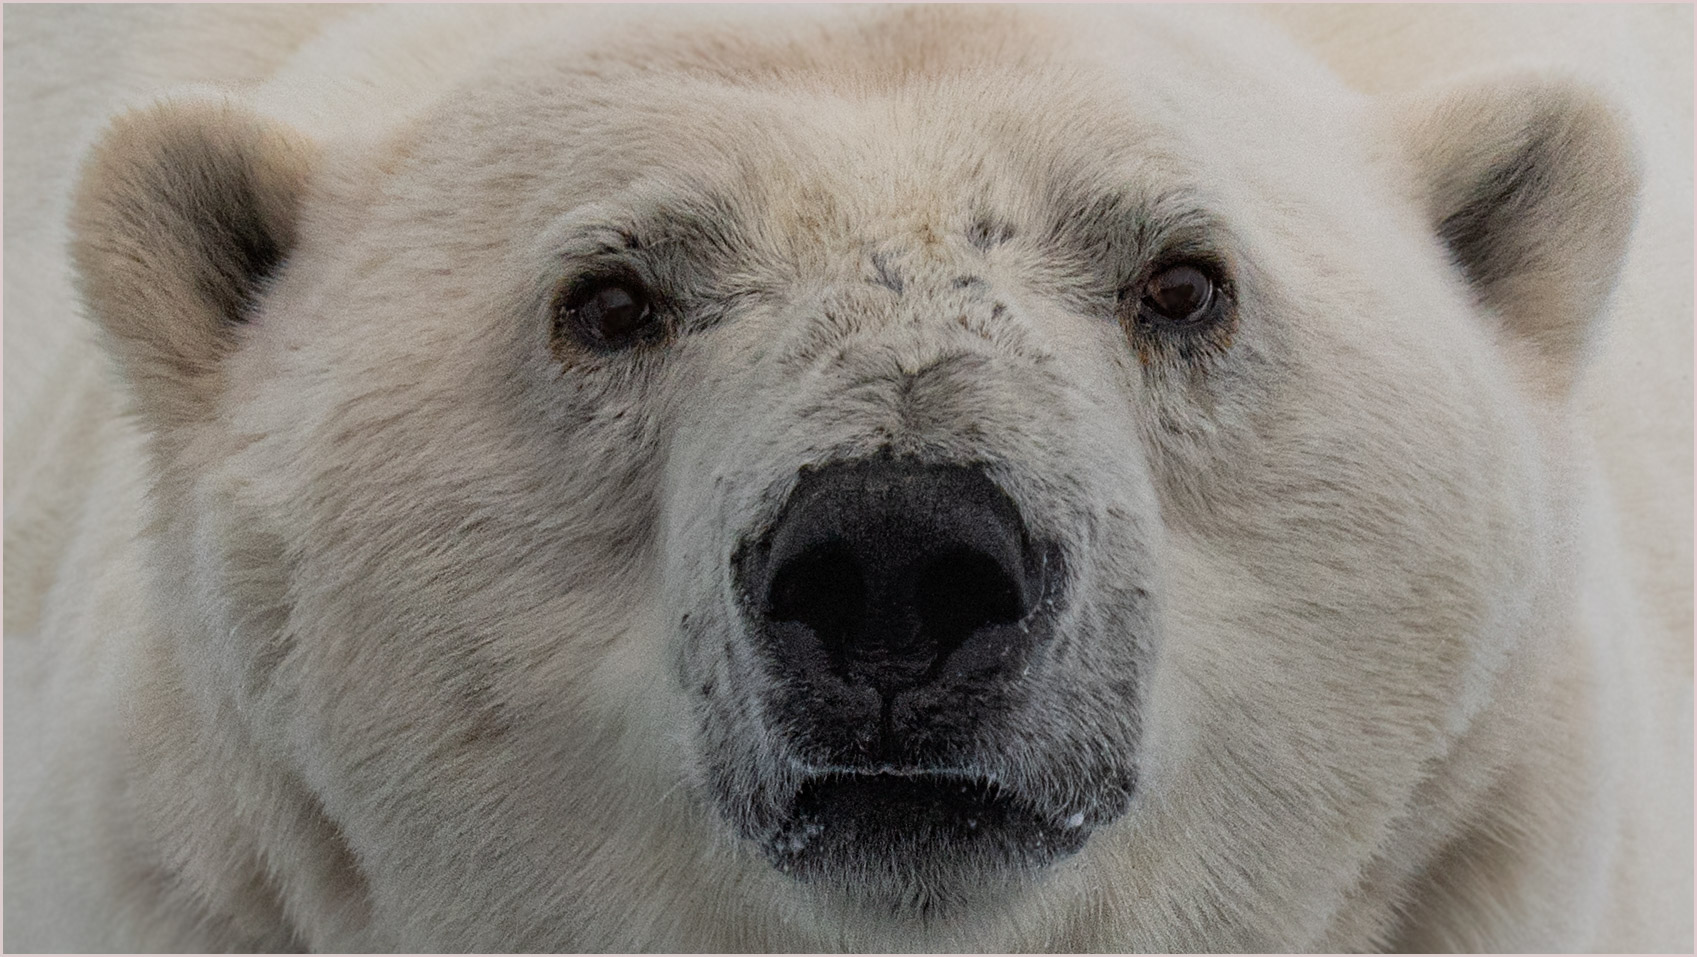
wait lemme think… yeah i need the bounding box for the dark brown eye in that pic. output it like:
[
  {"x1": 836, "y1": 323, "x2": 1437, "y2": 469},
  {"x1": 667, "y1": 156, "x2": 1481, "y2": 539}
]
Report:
[
  {"x1": 559, "y1": 274, "x2": 656, "y2": 348},
  {"x1": 1138, "y1": 263, "x2": 1217, "y2": 326}
]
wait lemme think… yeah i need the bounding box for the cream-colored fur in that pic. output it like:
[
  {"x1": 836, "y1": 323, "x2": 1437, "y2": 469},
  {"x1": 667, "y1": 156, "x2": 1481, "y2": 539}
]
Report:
[{"x1": 6, "y1": 6, "x2": 1689, "y2": 951}]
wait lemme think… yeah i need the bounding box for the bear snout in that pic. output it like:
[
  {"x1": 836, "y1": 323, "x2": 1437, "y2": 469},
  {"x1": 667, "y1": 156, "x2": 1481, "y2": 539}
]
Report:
[{"x1": 732, "y1": 456, "x2": 1063, "y2": 768}]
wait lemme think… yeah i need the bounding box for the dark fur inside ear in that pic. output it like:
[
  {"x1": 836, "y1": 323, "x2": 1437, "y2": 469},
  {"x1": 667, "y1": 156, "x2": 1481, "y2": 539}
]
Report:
[
  {"x1": 1400, "y1": 74, "x2": 1641, "y2": 384},
  {"x1": 71, "y1": 99, "x2": 315, "y2": 432}
]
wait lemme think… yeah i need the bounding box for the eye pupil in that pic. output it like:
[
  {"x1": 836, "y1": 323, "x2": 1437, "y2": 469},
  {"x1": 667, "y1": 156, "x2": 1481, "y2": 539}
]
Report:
[
  {"x1": 564, "y1": 276, "x2": 655, "y2": 347},
  {"x1": 1141, "y1": 264, "x2": 1215, "y2": 323},
  {"x1": 592, "y1": 285, "x2": 644, "y2": 334}
]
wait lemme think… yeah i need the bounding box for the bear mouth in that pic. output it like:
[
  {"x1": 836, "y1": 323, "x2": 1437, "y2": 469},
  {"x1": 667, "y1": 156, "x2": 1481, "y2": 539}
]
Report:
[{"x1": 760, "y1": 771, "x2": 1093, "y2": 885}]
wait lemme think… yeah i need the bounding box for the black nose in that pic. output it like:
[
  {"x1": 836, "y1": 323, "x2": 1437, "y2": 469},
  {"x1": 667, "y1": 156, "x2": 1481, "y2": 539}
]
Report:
[{"x1": 744, "y1": 458, "x2": 1043, "y2": 694}]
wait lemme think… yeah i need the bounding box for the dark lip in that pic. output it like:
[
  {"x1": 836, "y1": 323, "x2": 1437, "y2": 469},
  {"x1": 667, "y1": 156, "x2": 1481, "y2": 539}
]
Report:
[{"x1": 759, "y1": 769, "x2": 1094, "y2": 881}]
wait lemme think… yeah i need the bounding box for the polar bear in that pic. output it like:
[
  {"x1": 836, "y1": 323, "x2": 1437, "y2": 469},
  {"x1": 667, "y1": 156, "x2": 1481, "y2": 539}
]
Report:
[{"x1": 5, "y1": 5, "x2": 1690, "y2": 951}]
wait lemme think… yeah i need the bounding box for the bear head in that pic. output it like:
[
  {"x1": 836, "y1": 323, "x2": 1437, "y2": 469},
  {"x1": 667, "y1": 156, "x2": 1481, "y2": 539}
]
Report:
[{"x1": 69, "y1": 7, "x2": 1638, "y2": 950}]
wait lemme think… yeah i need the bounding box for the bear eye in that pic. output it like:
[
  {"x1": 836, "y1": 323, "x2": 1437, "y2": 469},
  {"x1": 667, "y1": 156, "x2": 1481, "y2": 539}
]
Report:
[
  {"x1": 557, "y1": 273, "x2": 657, "y2": 349},
  {"x1": 1137, "y1": 262, "x2": 1218, "y2": 326}
]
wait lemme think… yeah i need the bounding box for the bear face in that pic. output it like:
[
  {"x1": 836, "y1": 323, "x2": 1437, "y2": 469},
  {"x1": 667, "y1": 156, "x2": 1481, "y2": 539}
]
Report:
[{"x1": 64, "y1": 6, "x2": 1644, "y2": 950}]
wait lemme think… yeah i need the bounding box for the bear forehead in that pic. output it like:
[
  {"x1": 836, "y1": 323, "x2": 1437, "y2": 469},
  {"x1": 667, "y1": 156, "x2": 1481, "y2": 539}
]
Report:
[
  {"x1": 344, "y1": 21, "x2": 1247, "y2": 285},
  {"x1": 289, "y1": 3, "x2": 1371, "y2": 347},
  {"x1": 376, "y1": 8, "x2": 1266, "y2": 210}
]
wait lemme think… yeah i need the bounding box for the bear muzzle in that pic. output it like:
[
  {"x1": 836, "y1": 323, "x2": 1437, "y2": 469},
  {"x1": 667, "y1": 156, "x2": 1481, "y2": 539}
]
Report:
[{"x1": 729, "y1": 456, "x2": 1091, "y2": 883}]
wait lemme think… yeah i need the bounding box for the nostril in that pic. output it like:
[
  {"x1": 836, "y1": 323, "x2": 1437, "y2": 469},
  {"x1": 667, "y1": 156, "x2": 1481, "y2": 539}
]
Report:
[
  {"x1": 741, "y1": 457, "x2": 1053, "y2": 697},
  {"x1": 912, "y1": 548, "x2": 1023, "y2": 654},
  {"x1": 767, "y1": 539, "x2": 866, "y2": 653}
]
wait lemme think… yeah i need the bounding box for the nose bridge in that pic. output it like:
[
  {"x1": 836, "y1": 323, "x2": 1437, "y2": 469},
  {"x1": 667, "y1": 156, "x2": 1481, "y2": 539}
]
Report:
[
  {"x1": 864, "y1": 220, "x2": 987, "y2": 304},
  {"x1": 748, "y1": 213, "x2": 1060, "y2": 464},
  {"x1": 780, "y1": 259, "x2": 1034, "y2": 461},
  {"x1": 842, "y1": 231, "x2": 1022, "y2": 371}
]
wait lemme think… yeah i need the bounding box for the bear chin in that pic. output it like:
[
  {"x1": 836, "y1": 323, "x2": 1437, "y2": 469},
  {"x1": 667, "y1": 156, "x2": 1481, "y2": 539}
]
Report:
[{"x1": 758, "y1": 771, "x2": 1097, "y2": 910}]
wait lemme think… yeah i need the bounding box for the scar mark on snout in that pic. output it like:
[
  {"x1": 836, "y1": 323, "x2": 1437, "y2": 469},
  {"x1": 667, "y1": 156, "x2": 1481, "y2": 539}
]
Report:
[
  {"x1": 870, "y1": 251, "x2": 904, "y2": 294},
  {"x1": 953, "y1": 275, "x2": 988, "y2": 292}
]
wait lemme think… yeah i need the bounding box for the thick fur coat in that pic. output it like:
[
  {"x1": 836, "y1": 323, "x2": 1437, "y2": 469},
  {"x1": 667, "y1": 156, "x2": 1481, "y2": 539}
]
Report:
[{"x1": 5, "y1": 6, "x2": 1691, "y2": 951}]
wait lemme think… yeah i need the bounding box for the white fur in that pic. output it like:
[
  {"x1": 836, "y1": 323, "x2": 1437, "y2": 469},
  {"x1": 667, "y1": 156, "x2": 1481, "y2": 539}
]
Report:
[{"x1": 5, "y1": 6, "x2": 1690, "y2": 951}]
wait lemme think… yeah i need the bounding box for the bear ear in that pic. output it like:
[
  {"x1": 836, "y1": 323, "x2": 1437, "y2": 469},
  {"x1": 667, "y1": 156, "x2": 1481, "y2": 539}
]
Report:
[
  {"x1": 70, "y1": 98, "x2": 316, "y2": 433},
  {"x1": 1395, "y1": 73, "x2": 1641, "y2": 387}
]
